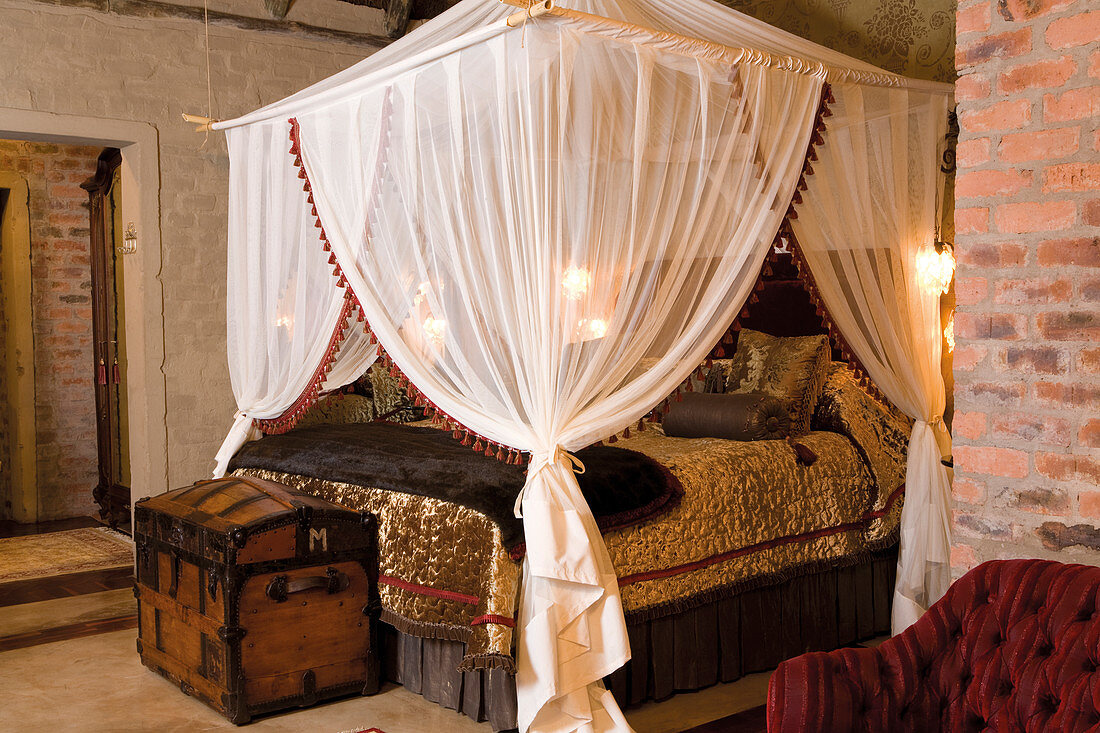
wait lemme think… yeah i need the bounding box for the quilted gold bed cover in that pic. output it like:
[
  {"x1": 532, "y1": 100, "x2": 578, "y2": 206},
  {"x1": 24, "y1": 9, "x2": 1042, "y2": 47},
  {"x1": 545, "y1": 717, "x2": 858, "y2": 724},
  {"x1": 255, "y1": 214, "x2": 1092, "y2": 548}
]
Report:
[{"x1": 235, "y1": 366, "x2": 909, "y2": 672}]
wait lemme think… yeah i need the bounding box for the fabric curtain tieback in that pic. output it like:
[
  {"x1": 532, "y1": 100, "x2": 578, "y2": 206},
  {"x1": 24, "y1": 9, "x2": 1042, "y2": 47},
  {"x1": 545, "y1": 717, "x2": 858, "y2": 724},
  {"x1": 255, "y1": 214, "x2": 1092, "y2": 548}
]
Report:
[{"x1": 514, "y1": 447, "x2": 586, "y2": 518}]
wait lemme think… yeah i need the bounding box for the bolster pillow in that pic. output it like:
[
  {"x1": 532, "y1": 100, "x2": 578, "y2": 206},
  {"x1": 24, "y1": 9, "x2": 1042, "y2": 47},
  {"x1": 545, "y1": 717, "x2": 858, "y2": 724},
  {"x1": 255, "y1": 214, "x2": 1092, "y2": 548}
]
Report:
[{"x1": 663, "y1": 392, "x2": 792, "y2": 441}]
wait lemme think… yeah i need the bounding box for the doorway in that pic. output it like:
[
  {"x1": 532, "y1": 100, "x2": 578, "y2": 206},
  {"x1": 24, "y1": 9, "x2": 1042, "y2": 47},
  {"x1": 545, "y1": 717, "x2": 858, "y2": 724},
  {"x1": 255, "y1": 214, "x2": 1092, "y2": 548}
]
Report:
[{"x1": 83, "y1": 149, "x2": 131, "y2": 528}]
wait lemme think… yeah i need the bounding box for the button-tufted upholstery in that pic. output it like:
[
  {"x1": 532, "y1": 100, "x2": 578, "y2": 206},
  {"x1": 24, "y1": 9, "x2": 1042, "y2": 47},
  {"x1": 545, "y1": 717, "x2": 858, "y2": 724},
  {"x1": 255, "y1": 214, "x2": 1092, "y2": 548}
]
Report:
[{"x1": 767, "y1": 560, "x2": 1100, "y2": 732}]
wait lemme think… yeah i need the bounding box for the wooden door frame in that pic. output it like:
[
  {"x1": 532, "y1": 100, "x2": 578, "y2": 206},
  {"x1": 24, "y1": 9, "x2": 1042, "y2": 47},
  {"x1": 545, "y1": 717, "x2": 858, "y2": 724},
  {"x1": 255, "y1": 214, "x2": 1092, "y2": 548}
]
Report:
[
  {"x1": 0, "y1": 172, "x2": 38, "y2": 523},
  {"x1": 0, "y1": 108, "x2": 169, "y2": 514}
]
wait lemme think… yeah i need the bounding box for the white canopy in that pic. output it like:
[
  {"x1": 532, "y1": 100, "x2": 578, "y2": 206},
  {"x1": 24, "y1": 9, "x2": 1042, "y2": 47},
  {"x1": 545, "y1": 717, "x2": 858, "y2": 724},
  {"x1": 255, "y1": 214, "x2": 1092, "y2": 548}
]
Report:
[{"x1": 211, "y1": 1, "x2": 952, "y2": 730}]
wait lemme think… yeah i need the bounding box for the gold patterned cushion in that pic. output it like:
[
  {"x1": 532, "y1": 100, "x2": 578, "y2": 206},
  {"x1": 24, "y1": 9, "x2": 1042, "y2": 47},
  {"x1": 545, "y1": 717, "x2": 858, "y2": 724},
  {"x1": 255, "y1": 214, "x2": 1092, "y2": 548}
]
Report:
[
  {"x1": 369, "y1": 364, "x2": 424, "y2": 422},
  {"x1": 296, "y1": 394, "x2": 376, "y2": 428},
  {"x1": 725, "y1": 329, "x2": 830, "y2": 435}
]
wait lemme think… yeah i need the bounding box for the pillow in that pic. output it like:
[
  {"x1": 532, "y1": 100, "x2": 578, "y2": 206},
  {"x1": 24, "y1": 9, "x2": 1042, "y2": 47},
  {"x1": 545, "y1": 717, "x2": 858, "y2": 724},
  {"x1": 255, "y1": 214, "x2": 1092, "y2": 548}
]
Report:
[
  {"x1": 296, "y1": 394, "x2": 376, "y2": 428},
  {"x1": 368, "y1": 364, "x2": 424, "y2": 422},
  {"x1": 663, "y1": 392, "x2": 792, "y2": 441},
  {"x1": 813, "y1": 362, "x2": 912, "y2": 512},
  {"x1": 725, "y1": 329, "x2": 829, "y2": 435}
]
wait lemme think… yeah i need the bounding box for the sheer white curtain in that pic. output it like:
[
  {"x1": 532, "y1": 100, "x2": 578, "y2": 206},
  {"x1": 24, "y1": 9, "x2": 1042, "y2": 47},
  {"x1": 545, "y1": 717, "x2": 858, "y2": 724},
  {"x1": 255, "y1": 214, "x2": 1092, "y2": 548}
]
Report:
[
  {"x1": 213, "y1": 121, "x2": 376, "y2": 477},
  {"x1": 789, "y1": 83, "x2": 952, "y2": 633},
  {"x1": 293, "y1": 19, "x2": 821, "y2": 731}
]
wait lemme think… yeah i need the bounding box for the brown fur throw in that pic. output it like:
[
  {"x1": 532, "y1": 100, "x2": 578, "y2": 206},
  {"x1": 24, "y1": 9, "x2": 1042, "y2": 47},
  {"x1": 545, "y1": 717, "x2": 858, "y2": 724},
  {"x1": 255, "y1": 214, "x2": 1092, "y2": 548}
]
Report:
[{"x1": 228, "y1": 422, "x2": 683, "y2": 552}]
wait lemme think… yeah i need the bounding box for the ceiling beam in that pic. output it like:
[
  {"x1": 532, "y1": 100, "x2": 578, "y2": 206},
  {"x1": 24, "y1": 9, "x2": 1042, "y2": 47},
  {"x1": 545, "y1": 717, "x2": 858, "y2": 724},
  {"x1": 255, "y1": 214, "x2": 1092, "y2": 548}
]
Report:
[{"x1": 27, "y1": 0, "x2": 391, "y2": 49}]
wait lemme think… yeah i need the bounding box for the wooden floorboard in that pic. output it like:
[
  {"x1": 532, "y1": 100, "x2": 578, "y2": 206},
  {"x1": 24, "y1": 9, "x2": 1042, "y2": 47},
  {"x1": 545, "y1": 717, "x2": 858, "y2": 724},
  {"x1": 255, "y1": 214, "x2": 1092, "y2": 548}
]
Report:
[
  {"x1": 0, "y1": 566, "x2": 134, "y2": 607},
  {"x1": 0, "y1": 516, "x2": 104, "y2": 538},
  {"x1": 0, "y1": 614, "x2": 137, "y2": 652},
  {"x1": 682, "y1": 704, "x2": 766, "y2": 733}
]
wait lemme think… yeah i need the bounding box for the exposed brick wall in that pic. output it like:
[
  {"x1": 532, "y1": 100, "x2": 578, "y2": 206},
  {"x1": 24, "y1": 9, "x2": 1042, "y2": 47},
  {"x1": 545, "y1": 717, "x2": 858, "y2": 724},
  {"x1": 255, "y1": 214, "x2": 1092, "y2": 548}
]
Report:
[
  {"x1": 0, "y1": 141, "x2": 102, "y2": 520},
  {"x1": 953, "y1": 0, "x2": 1100, "y2": 573},
  {"x1": 0, "y1": 0, "x2": 382, "y2": 490}
]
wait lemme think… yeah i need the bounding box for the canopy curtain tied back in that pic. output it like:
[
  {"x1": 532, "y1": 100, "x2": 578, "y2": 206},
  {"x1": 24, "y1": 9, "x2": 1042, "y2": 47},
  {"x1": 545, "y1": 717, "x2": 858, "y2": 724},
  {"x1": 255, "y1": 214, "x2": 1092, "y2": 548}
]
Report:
[{"x1": 211, "y1": 1, "x2": 952, "y2": 730}]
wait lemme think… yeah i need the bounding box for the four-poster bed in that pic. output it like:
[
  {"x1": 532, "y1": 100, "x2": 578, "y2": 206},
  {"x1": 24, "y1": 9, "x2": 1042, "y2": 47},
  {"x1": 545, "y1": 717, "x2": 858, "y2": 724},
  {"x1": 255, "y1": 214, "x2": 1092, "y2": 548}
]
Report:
[{"x1": 204, "y1": 0, "x2": 954, "y2": 729}]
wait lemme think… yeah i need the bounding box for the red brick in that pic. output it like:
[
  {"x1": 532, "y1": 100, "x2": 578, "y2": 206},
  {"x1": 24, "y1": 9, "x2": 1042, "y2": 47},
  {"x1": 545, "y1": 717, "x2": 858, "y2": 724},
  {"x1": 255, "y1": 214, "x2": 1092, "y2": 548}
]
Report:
[
  {"x1": 1085, "y1": 199, "x2": 1100, "y2": 227},
  {"x1": 1035, "y1": 381, "x2": 1100, "y2": 409},
  {"x1": 1037, "y1": 311, "x2": 1100, "y2": 341},
  {"x1": 991, "y1": 412, "x2": 1073, "y2": 446},
  {"x1": 957, "y1": 137, "x2": 991, "y2": 167},
  {"x1": 1079, "y1": 456, "x2": 1100, "y2": 484},
  {"x1": 1079, "y1": 492, "x2": 1100, "y2": 519},
  {"x1": 956, "y1": 207, "x2": 990, "y2": 235},
  {"x1": 1037, "y1": 237, "x2": 1100, "y2": 267},
  {"x1": 1046, "y1": 10, "x2": 1100, "y2": 49},
  {"x1": 951, "y1": 543, "x2": 980, "y2": 571},
  {"x1": 998, "y1": 487, "x2": 1072, "y2": 515},
  {"x1": 958, "y1": 2, "x2": 992, "y2": 33},
  {"x1": 1044, "y1": 86, "x2": 1100, "y2": 123},
  {"x1": 956, "y1": 380, "x2": 1026, "y2": 405},
  {"x1": 956, "y1": 276, "x2": 989, "y2": 305},
  {"x1": 1044, "y1": 162, "x2": 1100, "y2": 193},
  {"x1": 961, "y1": 98, "x2": 1032, "y2": 132},
  {"x1": 999, "y1": 127, "x2": 1079, "y2": 162},
  {"x1": 1091, "y1": 49, "x2": 1100, "y2": 79},
  {"x1": 995, "y1": 200, "x2": 1076, "y2": 233},
  {"x1": 953, "y1": 411, "x2": 988, "y2": 440},
  {"x1": 1079, "y1": 349, "x2": 1100, "y2": 374},
  {"x1": 957, "y1": 29, "x2": 1032, "y2": 70},
  {"x1": 1001, "y1": 345, "x2": 1066, "y2": 374},
  {"x1": 993, "y1": 277, "x2": 1073, "y2": 304},
  {"x1": 1080, "y1": 420, "x2": 1100, "y2": 448},
  {"x1": 998, "y1": 56, "x2": 1077, "y2": 94},
  {"x1": 955, "y1": 312, "x2": 989, "y2": 339},
  {"x1": 952, "y1": 477, "x2": 986, "y2": 504},
  {"x1": 1081, "y1": 278, "x2": 1100, "y2": 301},
  {"x1": 955, "y1": 74, "x2": 991, "y2": 102},
  {"x1": 957, "y1": 168, "x2": 1033, "y2": 198},
  {"x1": 953, "y1": 344, "x2": 989, "y2": 371},
  {"x1": 998, "y1": 0, "x2": 1075, "y2": 20},
  {"x1": 957, "y1": 242, "x2": 1028, "y2": 268},
  {"x1": 1035, "y1": 452, "x2": 1076, "y2": 481},
  {"x1": 955, "y1": 445, "x2": 1030, "y2": 478}
]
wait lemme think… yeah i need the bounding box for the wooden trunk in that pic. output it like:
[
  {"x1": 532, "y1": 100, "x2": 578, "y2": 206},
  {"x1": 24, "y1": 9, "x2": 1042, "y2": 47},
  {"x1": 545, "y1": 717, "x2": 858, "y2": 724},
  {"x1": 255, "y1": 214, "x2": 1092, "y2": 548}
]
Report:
[{"x1": 134, "y1": 476, "x2": 381, "y2": 724}]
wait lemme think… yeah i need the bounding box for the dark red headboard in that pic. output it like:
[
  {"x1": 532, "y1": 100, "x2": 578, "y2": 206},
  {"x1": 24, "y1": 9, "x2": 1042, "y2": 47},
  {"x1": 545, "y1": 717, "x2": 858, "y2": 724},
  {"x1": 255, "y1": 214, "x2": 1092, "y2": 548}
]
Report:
[{"x1": 710, "y1": 250, "x2": 841, "y2": 359}]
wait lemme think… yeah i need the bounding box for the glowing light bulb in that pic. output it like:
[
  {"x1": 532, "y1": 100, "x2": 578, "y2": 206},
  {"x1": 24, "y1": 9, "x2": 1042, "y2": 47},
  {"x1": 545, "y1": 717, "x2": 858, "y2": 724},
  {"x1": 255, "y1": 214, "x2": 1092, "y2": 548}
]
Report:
[
  {"x1": 587, "y1": 318, "x2": 608, "y2": 339},
  {"x1": 944, "y1": 312, "x2": 954, "y2": 353},
  {"x1": 422, "y1": 317, "x2": 446, "y2": 347},
  {"x1": 561, "y1": 266, "x2": 591, "y2": 300},
  {"x1": 274, "y1": 316, "x2": 293, "y2": 329},
  {"x1": 917, "y1": 244, "x2": 955, "y2": 295}
]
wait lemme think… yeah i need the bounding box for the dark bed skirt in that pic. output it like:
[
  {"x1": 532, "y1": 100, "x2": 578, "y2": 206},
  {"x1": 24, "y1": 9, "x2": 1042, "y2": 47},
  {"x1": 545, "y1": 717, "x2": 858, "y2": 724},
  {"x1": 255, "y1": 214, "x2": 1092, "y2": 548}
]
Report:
[{"x1": 381, "y1": 546, "x2": 898, "y2": 732}]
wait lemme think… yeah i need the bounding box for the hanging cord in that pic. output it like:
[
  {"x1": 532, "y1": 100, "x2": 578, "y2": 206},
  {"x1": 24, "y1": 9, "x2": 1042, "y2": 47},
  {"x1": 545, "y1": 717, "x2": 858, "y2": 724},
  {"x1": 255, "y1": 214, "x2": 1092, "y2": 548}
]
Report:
[
  {"x1": 182, "y1": 0, "x2": 219, "y2": 136},
  {"x1": 202, "y1": 0, "x2": 213, "y2": 146}
]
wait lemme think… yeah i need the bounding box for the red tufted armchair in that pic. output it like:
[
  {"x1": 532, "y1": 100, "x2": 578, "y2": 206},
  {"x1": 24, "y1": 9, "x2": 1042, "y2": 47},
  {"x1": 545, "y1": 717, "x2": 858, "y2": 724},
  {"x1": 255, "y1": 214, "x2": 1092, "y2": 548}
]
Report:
[{"x1": 767, "y1": 560, "x2": 1100, "y2": 732}]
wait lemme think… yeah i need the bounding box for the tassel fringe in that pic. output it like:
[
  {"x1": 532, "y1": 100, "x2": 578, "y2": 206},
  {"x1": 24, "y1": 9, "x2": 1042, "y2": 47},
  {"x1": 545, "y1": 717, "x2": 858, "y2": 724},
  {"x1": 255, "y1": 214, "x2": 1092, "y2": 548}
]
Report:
[{"x1": 257, "y1": 116, "x2": 528, "y2": 466}]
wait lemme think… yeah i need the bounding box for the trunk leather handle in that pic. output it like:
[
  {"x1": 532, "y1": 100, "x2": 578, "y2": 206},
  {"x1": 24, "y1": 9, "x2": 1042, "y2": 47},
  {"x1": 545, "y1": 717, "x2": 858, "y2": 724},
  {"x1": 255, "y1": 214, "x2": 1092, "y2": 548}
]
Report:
[{"x1": 266, "y1": 568, "x2": 349, "y2": 603}]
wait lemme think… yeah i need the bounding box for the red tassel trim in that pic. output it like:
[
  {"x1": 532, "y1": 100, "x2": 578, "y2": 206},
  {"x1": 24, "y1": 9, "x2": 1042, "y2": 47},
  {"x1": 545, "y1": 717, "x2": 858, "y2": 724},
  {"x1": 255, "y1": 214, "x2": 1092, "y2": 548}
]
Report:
[
  {"x1": 258, "y1": 116, "x2": 528, "y2": 465},
  {"x1": 255, "y1": 291, "x2": 356, "y2": 435}
]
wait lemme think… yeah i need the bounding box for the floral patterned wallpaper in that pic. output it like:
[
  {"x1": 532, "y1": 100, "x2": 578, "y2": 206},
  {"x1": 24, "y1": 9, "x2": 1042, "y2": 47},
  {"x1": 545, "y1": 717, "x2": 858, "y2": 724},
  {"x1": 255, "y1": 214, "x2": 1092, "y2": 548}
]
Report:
[{"x1": 723, "y1": 0, "x2": 956, "y2": 82}]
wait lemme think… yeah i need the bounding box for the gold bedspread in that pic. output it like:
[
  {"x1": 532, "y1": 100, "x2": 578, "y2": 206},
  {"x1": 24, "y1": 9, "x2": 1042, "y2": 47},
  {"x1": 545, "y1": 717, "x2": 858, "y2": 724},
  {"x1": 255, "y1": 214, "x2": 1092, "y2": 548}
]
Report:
[
  {"x1": 604, "y1": 427, "x2": 902, "y2": 618},
  {"x1": 233, "y1": 367, "x2": 908, "y2": 667}
]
